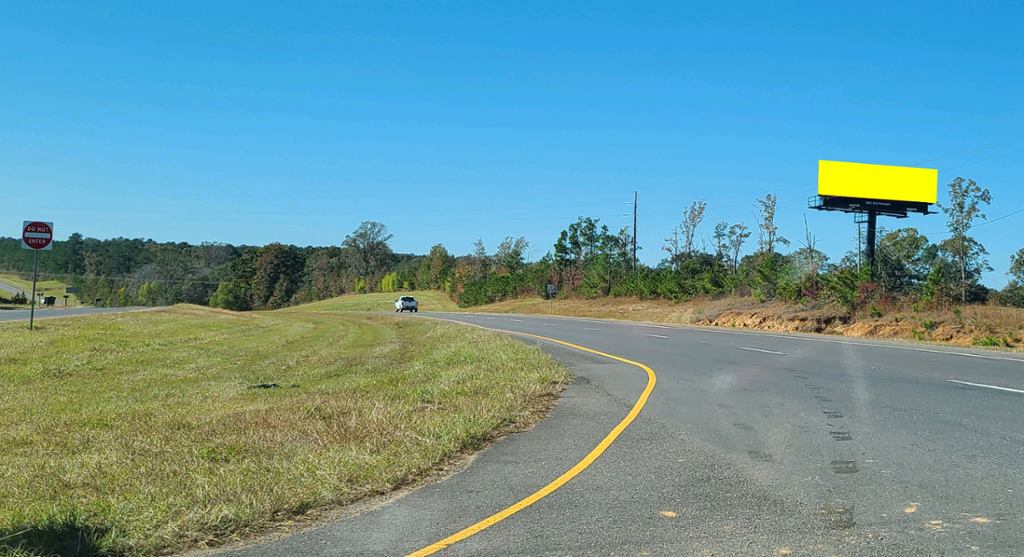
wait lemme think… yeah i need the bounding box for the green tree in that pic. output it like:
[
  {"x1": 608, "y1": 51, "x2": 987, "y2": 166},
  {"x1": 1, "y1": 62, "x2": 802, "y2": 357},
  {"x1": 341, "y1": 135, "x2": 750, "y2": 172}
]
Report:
[
  {"x1": 251, "y1": 243, "x2": 304, "y2": 309},
  {"x1": 495, "y1": 236, "x2": 529, "y2": 274},
  {"x1": 1007, "y1": 248, "x2": 1024, "y2": 286},
  {"x1": 555, "y1": 217, "x2": 601, "y2": 266},
  {"x1": 873, "y1": 228, "x2": 936, "y2": 294},
  {"x1": 343, "y1": 221, "x2": 394, "y2": 277},
  {"x1": 937, "y1": 177, "x2": 992, "y2": 302},
  {"x1": 138, "y1": 281, "x2": 162, "y2": 305},
  {"x1": 379, "y1": 271, "x2": 400, "y2": 292},
  {"x1": 997, "y1": 248, "x2": 1024, "y2": 308},
  {"x1": 420, "y1": 244, "x2": 455, "y2": 290},
  {"x1": 209, "y1": 281, "x2": 250, "y2": 311}
]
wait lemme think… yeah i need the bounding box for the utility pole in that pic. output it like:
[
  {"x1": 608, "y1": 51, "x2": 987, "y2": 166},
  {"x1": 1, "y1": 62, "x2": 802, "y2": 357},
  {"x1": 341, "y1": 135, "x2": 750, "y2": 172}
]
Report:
[
  {"x1": 857, "y1": 222, "x2": 862, "y2": 275},
  {"x1": 632, "y1": 191, "x2": 638, "y2": 273},
  {"x1": 624, "y1": 191, "x2": 638, "y2": 273}
]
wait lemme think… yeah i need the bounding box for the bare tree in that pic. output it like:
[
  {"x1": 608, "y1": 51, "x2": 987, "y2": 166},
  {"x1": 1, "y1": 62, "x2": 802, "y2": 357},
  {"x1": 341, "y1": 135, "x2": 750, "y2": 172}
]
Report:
[
  {"x1": 663, "y1": 226, "x2": 682, "y2": 269},
  {"x1": 798, "y1": 214, "x2": 822, "y2": 274},
  {"x1": 937, "y1": 177, "x2": 992, "y2": 302},
  {"x1": 727, "y1": 223, "x2": 751, "y2": 274},
  {"x1": 680, "y1": 200, "x2": 708, "y2": 255},
  {"x1": 713, "y1": 222, "x2": 729, "y2": 260},
  {"x1": 755, "y1": 194, "x2": 789, "y2": 254},
  {"x1": 472, "y1": 238, "x2": 490, "y2": 277}
]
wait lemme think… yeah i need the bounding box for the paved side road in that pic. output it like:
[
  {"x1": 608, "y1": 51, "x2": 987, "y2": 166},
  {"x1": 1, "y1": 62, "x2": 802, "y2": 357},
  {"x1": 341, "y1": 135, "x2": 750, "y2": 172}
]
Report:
[
  {"x1": 0, "y1": 278, "x2": 28, "y2": 298},
  {"x1": 0, "y1": 306, "x2": 149, "y2": 322},
  {"x1": 205, "y1": 311, "x2": 1024, "y2": 557}
]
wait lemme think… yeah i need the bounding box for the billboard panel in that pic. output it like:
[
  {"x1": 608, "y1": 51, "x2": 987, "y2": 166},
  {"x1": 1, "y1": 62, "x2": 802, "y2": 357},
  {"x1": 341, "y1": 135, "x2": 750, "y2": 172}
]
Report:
[{"x1": 818, "y1": 161, "x2": 937, "y2": 204}]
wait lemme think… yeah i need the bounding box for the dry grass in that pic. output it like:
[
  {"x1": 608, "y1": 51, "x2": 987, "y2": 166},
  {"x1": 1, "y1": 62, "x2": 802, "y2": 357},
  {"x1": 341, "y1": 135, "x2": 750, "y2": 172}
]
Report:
[
  {"x1": 474, "y1": 295, "x2": 771, "y2": 324},
  {"x1": 0, "y1": 305, "x2": 568, "y2": 556},
  {"x1": 475, "y1": 295, "x2": 1024, "y2": 350}
]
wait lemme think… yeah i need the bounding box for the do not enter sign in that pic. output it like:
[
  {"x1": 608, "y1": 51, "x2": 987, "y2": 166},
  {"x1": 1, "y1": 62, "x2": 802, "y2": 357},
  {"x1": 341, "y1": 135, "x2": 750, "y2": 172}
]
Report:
[{"x1": 22, "y1": 221, "x2": 54, "y2": 251}]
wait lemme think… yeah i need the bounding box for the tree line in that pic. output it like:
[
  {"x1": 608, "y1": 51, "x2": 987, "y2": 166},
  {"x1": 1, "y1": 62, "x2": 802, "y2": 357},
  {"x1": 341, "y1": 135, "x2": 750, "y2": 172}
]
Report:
[
  {"x1": 2, "y1": 176, "x2": 1022, "y2": 312},
  {"x1": 448, "y1": 176, "x2": 1024, "y2": 313}
]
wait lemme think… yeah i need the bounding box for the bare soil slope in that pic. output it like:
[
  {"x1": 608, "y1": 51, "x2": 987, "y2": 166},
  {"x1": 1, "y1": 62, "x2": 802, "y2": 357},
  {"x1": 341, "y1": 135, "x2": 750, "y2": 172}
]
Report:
[{"x1": 475, "y1": 295, "x2": 1024, "y2": 350}]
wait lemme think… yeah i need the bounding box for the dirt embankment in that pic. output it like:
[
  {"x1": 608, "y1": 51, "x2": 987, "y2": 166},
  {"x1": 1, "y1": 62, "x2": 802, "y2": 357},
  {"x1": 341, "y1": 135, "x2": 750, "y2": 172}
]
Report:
[
  {"x1": 706, "y1": 306, "x2": 1023, "y2": 347},
  {"x1": 478, "y1": 295, "x2": 1024, "y2": 350}
]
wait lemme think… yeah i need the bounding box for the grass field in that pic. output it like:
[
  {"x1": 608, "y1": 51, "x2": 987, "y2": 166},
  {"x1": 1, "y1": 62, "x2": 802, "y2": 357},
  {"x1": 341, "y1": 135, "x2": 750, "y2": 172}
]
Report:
[
  {"x1": 0, "y1": 274, "x2": 80, "y2": 305},
  {"x1": 0, "y1": 305, "x2": 568, "y2": 556},
  {"x1": 291, "y1": 290, "x2": 459, "y2": 313}
]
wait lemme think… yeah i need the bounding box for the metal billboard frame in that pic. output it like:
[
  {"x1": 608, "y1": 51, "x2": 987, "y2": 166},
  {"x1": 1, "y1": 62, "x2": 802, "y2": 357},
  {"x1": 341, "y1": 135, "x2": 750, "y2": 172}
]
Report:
[{"x1": 808, "y1": 195, "x2": 935, "y2": 277}]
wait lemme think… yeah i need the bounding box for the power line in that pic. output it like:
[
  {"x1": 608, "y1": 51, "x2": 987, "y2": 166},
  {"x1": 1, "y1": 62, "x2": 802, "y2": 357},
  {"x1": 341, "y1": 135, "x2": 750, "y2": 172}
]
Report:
[
  {"x1": 920, "y1": 206, "x2": 1024, "y2": 238},
  {"x1": 915, "y1": 137, "x2": 1024, "y2": 164},
  {"x1": 975, "y1": 206, "x2": 1024, "y2": 228},
  {"x1": 937, "y1": 147, "x2": 1024, "y2": 172}
]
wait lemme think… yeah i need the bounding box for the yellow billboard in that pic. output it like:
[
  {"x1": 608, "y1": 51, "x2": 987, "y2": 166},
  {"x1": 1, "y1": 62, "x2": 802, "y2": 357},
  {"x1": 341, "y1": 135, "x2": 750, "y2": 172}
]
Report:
[{"x1": 818, "y1": 161, "x2": 937, "y2": 204}]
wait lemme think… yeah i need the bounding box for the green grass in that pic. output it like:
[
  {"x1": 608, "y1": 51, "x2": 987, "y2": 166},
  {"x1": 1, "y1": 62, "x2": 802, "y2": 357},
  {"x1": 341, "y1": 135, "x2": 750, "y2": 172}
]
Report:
[
  {"x1": 0, "y1": 305, "x2": 568, "y2": 556},
  {"x1": 290, "y1": 290, "x2": 459, "y2": 313},
  {"x1": 0, "y1": 274, "x2": 80, "y2": 305}
]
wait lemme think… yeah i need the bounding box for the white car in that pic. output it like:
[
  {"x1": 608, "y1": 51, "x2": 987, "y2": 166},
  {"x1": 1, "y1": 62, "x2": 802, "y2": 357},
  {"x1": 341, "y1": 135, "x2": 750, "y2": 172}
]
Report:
[{"x1": 395, "y1": 296, "x2": 418, "y2": 312}]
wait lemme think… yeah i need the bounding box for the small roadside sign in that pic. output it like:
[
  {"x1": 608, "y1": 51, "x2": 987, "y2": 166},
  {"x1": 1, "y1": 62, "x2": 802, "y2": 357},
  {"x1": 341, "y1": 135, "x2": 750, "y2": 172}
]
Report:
[
  {"x1": 21, "y1": 220, "x2": 54, "y2": 330},
  {"x1": 22, "y1": 221, "x2": 54, "y2": 251},
  {"x1": 547, "y1": 284, "x2": 556, "y2": 294},
  {"x1": 66, "y1": 287, "x2": 80, "y2": 294}
]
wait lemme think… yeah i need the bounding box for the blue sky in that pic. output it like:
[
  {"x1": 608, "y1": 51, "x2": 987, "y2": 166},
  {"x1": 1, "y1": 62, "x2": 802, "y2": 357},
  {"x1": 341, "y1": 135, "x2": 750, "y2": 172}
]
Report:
[{"x1": 2, "y1": 1, "x2": 1022, "y2": 285}]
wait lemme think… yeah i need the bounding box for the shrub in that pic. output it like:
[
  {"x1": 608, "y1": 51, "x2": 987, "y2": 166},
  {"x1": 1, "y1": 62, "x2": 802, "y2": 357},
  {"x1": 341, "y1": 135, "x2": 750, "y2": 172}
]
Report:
[
  {"x1": 208, "y1": 281, "x2": 250, "y2": 311},
  {"x1": 821, "y1": 268, "x2": 860, "y2": 313},
  {"x1": 997, "y1": 284, "x2": 1024, "y2": 308},
  {"x1": 975, "y1": 335, "x2": 999, "y2": 347}
]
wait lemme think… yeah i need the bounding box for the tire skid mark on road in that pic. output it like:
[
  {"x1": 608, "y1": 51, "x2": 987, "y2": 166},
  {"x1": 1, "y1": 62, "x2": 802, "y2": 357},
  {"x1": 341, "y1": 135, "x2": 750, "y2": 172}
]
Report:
[{"x1": 806, "y1": 372, "x2": 861, "y2": 531}]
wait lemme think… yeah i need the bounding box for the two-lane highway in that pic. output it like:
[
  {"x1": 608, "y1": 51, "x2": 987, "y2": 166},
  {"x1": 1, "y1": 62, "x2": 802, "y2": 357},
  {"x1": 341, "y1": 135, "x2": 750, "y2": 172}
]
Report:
[
  {"x1": 216, "y1": 312, "x2": 1024, "y2": 557},
  {"x1": 0, "y1": 306, "x2": 150, "y2": 322}
]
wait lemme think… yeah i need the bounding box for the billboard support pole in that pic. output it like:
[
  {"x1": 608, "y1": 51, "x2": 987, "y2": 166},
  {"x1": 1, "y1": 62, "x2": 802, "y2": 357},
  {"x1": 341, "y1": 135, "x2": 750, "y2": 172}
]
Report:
[
  {"x1": 857, "y1": 223, "x2": 862, "y2": 275},
  {"x1": 865, "y1": 211, "x2": 877, "y2": 281}
]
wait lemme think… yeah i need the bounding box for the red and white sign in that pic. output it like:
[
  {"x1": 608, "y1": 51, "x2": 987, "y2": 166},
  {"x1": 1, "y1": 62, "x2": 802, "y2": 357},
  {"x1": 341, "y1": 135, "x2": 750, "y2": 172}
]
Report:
[{"x1": 22, "y1": 221, "x2": 54, "y2": 251}]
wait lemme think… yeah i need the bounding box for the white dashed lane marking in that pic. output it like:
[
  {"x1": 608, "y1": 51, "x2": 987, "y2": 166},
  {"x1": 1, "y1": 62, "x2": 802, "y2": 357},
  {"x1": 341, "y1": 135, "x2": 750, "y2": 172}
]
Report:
[
  {"x1": 739, "y1": 346, "x2": 787, "y2": 355},
  {"x1": 947, "y1": 379, "x2": 1024, "y2": 394}
]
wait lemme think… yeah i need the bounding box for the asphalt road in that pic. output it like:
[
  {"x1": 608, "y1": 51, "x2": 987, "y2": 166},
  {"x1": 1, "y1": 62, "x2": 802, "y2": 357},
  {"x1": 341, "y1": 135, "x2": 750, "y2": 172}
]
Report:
[
  {"x1": 206, "y1": 312, "x2": 1022, "y2": 556},
  {"x1": 0, "y1": 306, "x2": 148, "y2": 322},
  {"x1": 0, "y1": 278, "x2": 28, "y2": 298}
]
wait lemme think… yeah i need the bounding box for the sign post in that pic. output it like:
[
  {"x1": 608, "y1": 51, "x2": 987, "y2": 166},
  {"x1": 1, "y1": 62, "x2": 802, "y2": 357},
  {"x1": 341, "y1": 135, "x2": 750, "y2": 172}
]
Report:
[
  {"x1": 547, "y1": 284, "x2": 556, "y2": 315},
  {"x1": 21, "y1": 221, "x2": 54, "y2": 330}
]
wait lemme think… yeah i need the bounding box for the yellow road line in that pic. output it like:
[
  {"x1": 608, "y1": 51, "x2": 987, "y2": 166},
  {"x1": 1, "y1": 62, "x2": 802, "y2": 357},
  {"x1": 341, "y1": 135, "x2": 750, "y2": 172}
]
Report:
[{"x1": 405, "y1": 320, "x2": 657, "y2": 557}]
